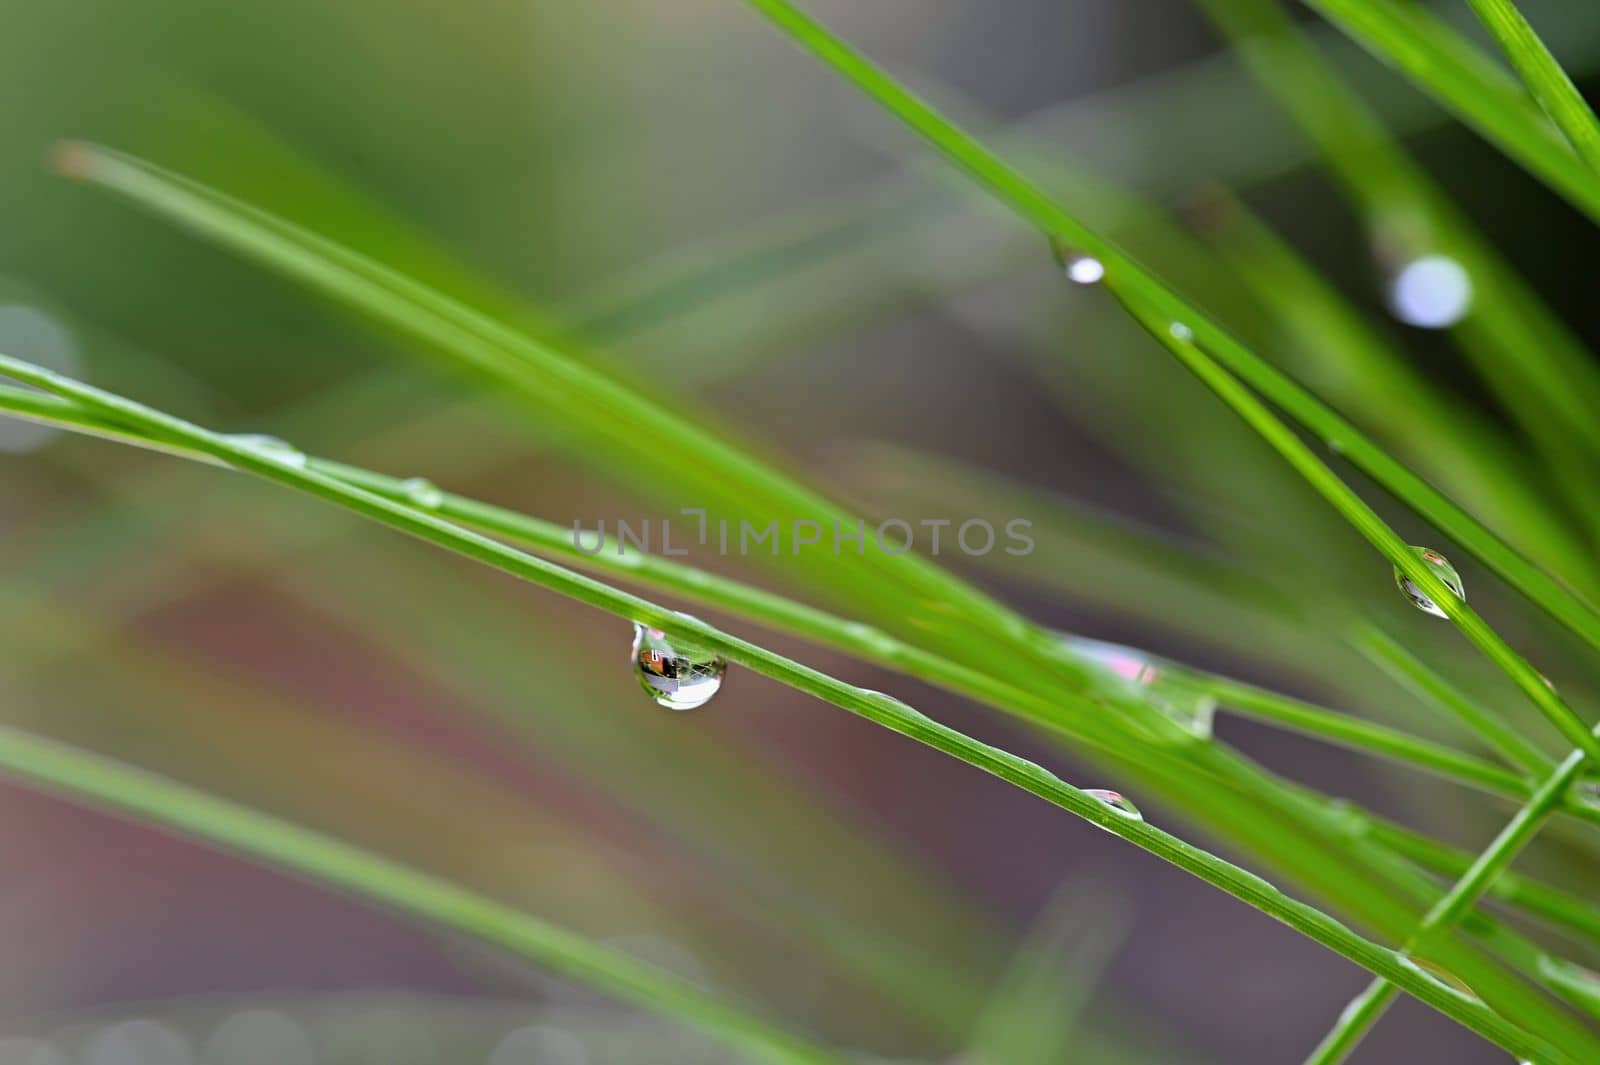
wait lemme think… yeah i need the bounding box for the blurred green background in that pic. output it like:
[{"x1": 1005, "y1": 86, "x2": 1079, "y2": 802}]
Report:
[{"x1": 4, "y1": 1, "x2": 1600, "y2": 1062}]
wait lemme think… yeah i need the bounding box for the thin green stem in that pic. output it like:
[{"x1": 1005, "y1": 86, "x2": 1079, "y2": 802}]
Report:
[
  {"x1": 1305, "y1": 738, "x2": 1595, "y2": 1063},
  {"x1": 11, "y1": 382, "x2": 1586, "y2": 822},
  {"x1": 1117, "y1": 295, "x2": 1600, "y2": 767},
  {"x1": 1301, "y1": 0, "x2": 1600, "y2": 223},
  {"x1": 1198, "y1": 675, "x2": 1531, "y2": 799},
  {"x1": 1351, "y1": 624, "x2": 1554, "y2": 776},
  {"x1": 0, "y1": 352, "x2": 1569, "y2": 1063},
  {"x1": 734, "y1": 0, "x2": 1600, "y2": 667},
  {"x1": 0, "y1": 729, "x2": 847, "y2": 1065},
  {"x1": 1363, "y1": 817, "x2": 1600, "y2": 950},
  {"x1": 1463, "y1": 0, "x2": 1600, "y2": 177}
]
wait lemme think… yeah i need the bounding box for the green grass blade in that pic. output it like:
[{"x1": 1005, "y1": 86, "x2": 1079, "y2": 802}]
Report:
[
  {"x1": 1195, "y1": 0, "x2": 1600, "y2": 550},
  {"x1": 734, "y1": 0, "x2": 1600, "y2": 666},
  {"x1": 49, "y1": 143, "x2": 1063, "y2": 693},
  {"x1": 11, "y1": 382, "x2": 1575, "y2": 820},
  {"x1": 1464, "y1": 0, "x2": 1600, "y2": 176},
  {"x1": 1352, "y1": 624, "x2": 1554, "y2": 776},
  {"x1": 0, "y1": 728, "x2": 848, "y2": 1065},
  {"x1": 1116, "y1": 296, "x2": 1600, "y2": 765},
  {"x1": 1362, "y1": 817, "x2": 1600, "y2": 951},
  {"x1": 1301, "y1": 0, "x2": 1600, "y2": 221},
  {"x1": 0, "y1": 352, "x2": 1575, "y2": 1064},
  {"x1": 1306, "y1": 738, "x2": 1596, "y2": 1063}
]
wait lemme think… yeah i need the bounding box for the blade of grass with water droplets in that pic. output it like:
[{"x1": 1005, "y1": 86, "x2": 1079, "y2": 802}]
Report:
[
  {"x1": 733, "y1": 0, "x2": 1600, "y2": 666},
  {"x1": 1464, "y1": 0, "x2": 1600, "y2": 176},
  {"x1": 13, "y1": 382, "x2": 1585, "y2": 823},
  {"x1": 1115, "y1": 295, "x2": 1600, "y2": 767},
  {"x1": 1305, "y1": 737, "x2": 1598, "y2": 1063},
  {"x1": 1300, "y1": 0, "x2": 1600, "y2": 222},
  {"x1": 0, "y1": 353, "x2": 1576, "y2": 1063}
]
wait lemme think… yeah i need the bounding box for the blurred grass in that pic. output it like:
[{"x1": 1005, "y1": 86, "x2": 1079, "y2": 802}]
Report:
[{"x1": 4, "y1": 0, "x2": 1600, "y2": 1062}]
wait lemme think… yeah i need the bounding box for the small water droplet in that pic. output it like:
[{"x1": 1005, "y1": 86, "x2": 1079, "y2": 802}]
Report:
[
  {"x1": 223, "y1": 433, "x2": 307, "y2": 470},
  {"x1": 1084, "y1": 788, "x2": 1143, "y2": 820},
  {"x1": 1394, "y1": 546, "x2": 1465, "y2": 618},
  {"x1": 1049, "y1": 238, "x2": 1105, "y2": 285},
  {"x1": 631, "y1": 622, "x2": 725, "y2": 711},
  {"x1": 1063, "y1": 636, "x2": 1216, "y2": 738},
  {"x1": 1389, "y1": 254, "x2": 1473, "y2": 329},
  {"x1": 1168, "y1": 321, "x2": 1194, "y2": 342},
  {"x1": 1401, "y1": 955, "x2": 1479, "y2": 1000},
  {"x1": 400, "y1": 476, "x2": 444, "y2": 509}
]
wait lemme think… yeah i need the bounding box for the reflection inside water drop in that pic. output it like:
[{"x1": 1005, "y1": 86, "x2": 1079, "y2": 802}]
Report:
[
  {"x1": 1394, "y1": 546, "x2": 1465, "y2": 618},
  {"x1": 1063, "y1": 636, "x2": 1216, "y2": 738},
  {"x1": 631, "y1": 622, "x2": 726, "y2": 710},
  {"x1": 1049, "y1": 238, "x2": 1105, "y2": 285},
  {"x1": 1389, "y1": 255, "x2": 1472, "y2": 329},
  {"x1": 1084, "y1": 788, "x2": 1143, "y2": 820},
  {"x1": 400, "y1": 476, "x2": 444, "y2": 509},
  {"x1": 223, "y1": 433, "x2": 307, "y2": 470},
  {"x1": 1401, "y1": 955, "x2": 1479, "y2": 1000}
]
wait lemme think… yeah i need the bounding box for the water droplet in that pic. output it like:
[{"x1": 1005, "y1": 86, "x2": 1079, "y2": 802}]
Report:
[
  {"x1": 400, "y1": 476, "x2": 444, "y2": 509},
  {"x1": 1389, "y1": 255, "x2": 1473, "y2": 329},
  {"x1": 1168, "y1": 321, "x2": 1194, "y2": 342},
  {"x1": 223, "y1": 433, "x2": 307, "y2": 470},
  {"x1": 631, "y1": 622, "x2": 725, "y2": 710},
  {"x1": 1049, "y1": 238, "x2": 1105, "y2": 285},
  {"x1": 1084, "y1": 788, "x2": 1143, "y2": 820},
  {"x1": 1063, "y1": 636, "x2": 1216, "y2": 738},
  {"x1": 1394, "y1": 546, "x2": 1465, "y2": 618},
  {"x1": 1401, "y1": 955, "x2": 1479, "y2": 1000}
]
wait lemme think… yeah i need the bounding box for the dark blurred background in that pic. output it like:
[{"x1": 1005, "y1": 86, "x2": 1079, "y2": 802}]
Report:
[{"x1": 3, "y1": 1, "x2": 1600, "y2": 1062}]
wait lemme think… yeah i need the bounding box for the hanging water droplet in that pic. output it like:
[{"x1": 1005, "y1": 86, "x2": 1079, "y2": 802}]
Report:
[
  {"x1": 1168, "y1": 321, "x2": 1194, "y2": 342},
  {"x1": 1401, "y1": 955, "x2": 1479, "y2": 1000},
  {"x1": 1062, "y1": 635, "x2": 1216, "y2": 739},
  {"x1": 631, "y1": 622, "x2": 725, "y2": 711},
  {"x1": 223, "y1": 433, "x2": 307, "y2": 470},
  {"x1": 1394, "y1": 546, "x2": 1465, "y2": 618},
  {"x1": 1388, "y1": 254, "x2": 1473, "y2": 329},
  {"x1": 1084, "y1": 788, "x2": 1143, "y2": 820},
  {"x1": 400, "y1": 476, "x2": 444, "y2": 509},
  {"x1": 1049, "y1": 238, "x2": 1105, "y2": 285}
]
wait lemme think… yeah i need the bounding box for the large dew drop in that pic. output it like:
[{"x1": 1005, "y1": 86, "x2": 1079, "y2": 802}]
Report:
[
  {"x1": 1049, "y1": 238, "x2": 1105, "y2": 285},
  {"x1": 1084, "y1": 788, "x2": 1143, "y2": 820},
  {"x1": 631, "y1": 622, "x2": 726, "y2": 711},
  {"x1": 1401, "y1": 955, "x2": 1479, "y2": 1001},
  {"x1": 400, "y1": 476, "x2": 445, "y2": 509},
  {"x1": 223, "y1": 433, "x2": 307, "y2": 470},
  {"x1": 1064, "y1": 636, "x2": 1216, "y2": 739},
  {"x1": 1394, "y1": 546, "x2": 1465, "y2": 618}
]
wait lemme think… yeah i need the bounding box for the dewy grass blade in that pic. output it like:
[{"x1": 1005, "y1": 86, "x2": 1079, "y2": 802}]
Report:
[
  {"x1": 0, "y1": 352, "x2": 1570, "y2": 1064},
  {"x1": 1301, "y1": 0, "x2": 1600, "y2": 223},
  {"x1": 49, "y1": 143, "x2": 1065, "y2": 696},
  {"x1": 1305, "y1": 737, "x2": 1597, "y2": 1063},
  {"x1": 0, "y1": 727, "x2": 849, "y2": 1065},
  {"x1": 1113, "y1": 296, "x2": 1600, "y2": 766},
  {"x1": 734, "y1": 0, "x2": 1600, "y2": 664},
  {"x1": 1196, "y1": 0, "x2": 1600, "y2": 553},
  {"x1": 12, "y1": 382, "x2": 1591, "y2": 823},
  {"x1": 1464, "y1": 0, "x2": 1600, "y2": 176}
]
